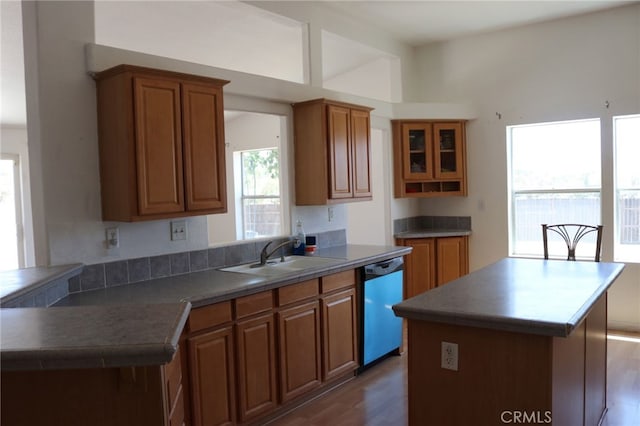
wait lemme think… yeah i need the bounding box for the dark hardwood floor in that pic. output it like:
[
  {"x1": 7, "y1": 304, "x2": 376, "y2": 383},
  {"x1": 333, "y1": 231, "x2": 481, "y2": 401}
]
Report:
[{"x1": 271, "y1": 331, "x2": 639, "y2": 426}]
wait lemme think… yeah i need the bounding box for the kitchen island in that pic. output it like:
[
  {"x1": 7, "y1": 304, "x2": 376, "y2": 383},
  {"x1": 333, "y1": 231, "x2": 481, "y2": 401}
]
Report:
[{"x1": 393, "y1": 257, "x2": 625, "y2": 426}]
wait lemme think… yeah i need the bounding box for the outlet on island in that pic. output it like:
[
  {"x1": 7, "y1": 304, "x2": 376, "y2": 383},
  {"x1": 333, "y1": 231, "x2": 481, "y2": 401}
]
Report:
[{"x1": 441, "y1": 341, "x2": 459, "y2": 371}]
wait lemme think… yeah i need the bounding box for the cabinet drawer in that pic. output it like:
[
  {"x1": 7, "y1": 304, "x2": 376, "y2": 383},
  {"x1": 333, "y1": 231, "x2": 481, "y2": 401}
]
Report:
[
  {"x1": 236, "y1": 291, "x2": 274, "y2": 319},
  {"x1": 277, "y1": 279, "x2": 319, "y2": 306},
  {"x1": 188, "y1": 301, "x2": 232, "y2": 333},
  {"x1": 321, "y1": 270, "x2": 355, "y2": 294}
]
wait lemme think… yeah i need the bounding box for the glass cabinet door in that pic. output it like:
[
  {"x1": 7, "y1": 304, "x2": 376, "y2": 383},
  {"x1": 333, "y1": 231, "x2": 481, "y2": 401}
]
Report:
[
  {"x1": 433, "y1": 122, "x2": 463, "y2": 179},
  {"x1": 402, "y1": 123, "x2": 433, "y2": 180}
]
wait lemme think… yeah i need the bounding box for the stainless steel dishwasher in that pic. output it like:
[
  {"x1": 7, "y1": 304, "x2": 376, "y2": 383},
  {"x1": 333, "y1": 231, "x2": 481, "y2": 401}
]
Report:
[{"x1": 359, "y1": 257, "x2": 404, "y2": 371}]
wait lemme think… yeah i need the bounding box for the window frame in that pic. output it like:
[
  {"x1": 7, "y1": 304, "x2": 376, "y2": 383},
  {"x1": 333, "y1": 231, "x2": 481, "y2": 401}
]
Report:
[
  {"x1": 507, "y1": 118, "x2": 602, "y2": 259},
  {"x1": 613, "y1": 113, "x2": 640, "y2": 262},
  {"x1": 0, "y1": 154, "x2": 25, "y2": 270},
  {"x1": 238, "y1": 148, "x2": 283, "y2": 240}
]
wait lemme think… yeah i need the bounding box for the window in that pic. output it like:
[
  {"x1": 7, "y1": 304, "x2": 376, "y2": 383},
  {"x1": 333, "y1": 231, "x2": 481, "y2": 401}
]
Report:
[
  {"x1": 507, "y1": 119, "x2": 601, "y2": 259},
  {"x1": 613, "y1": 114, "x2": 640, "y2": 262},
  {"x1": 0, "y1": 155, "x2": 23, "y2": 270},
  {"x1": 239, "y1": 149, "x2": 282, "y2": 239}
]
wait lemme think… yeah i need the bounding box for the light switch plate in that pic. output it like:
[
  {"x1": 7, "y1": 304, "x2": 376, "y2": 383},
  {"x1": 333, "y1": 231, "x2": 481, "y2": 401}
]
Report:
[{"x1": 171, "y1": 220, "x2": 187, "y2": 241}]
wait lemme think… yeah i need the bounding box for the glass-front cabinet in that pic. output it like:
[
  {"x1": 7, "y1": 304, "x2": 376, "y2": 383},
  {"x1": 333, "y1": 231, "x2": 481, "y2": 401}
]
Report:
[
  {"x1": 393, "y1": 120, "x2": 467, "y2": 197},
  {"x1": 402, "y1": 123, "x2": 433, "y2": 180},
  {"x1": 433, "y1": 122, "x2": 464, "y2": 179}
]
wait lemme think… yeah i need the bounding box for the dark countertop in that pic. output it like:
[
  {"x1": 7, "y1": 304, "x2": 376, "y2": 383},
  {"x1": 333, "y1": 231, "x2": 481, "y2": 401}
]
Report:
[
  {"x1": 393, "y1": 257, "x2": 625, "y2": 337},
  {"x1": 55, "y1": 244, "x2": 411, "y2": 308},
  {"x1": 394, "y1": 229, "x2": 472, "y2": 239},
  {"x1": 1, "y1": 244, "x2": 410, "y2": 371},
  {"x1": 1, "y1": 302, "x2": 190, "y2": 371},
  {"x1": 0, "y1": 263, "x2": 83, "y2": 305}
]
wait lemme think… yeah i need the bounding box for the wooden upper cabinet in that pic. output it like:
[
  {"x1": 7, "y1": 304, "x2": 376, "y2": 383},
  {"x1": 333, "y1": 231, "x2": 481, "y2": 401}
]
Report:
[
  {"x1": 392, "y1": 119, "x2": 467, "y2": 198},
  {"x1": 133, "y1": 77, "x2": 185, "y2": 216},
  {"x1": 182, "y1": 83, "x2": 226, "y2": 212},
  {"x1": 94, "y1": 65, "x2": 228, "y2": 221},
  {"x1": 350, "y1": 108, "x2": 372, "y2": 198},
  {"x1": 293, "y1": 98, "x2": 373, "y2": 205}
]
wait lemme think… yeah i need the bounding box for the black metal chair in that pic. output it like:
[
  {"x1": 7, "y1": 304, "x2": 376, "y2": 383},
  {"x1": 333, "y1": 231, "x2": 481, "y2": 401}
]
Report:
[{"x1": 542, "y1": 224, "x2": 603, "y2": 262}]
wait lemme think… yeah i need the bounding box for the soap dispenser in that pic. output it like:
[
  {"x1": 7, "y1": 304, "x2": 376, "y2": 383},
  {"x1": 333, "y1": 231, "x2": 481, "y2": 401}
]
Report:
[{"x1": 293, "y1": 220, "x2": 306, "y2": 255}]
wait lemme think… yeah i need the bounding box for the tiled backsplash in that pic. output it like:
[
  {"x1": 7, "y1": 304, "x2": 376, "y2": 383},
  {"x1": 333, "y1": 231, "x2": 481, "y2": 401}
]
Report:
[
  {"x1": 1, "y1": 276, "x2": 71, "y2": 309},
  {"x1": 70, "y1": 229, "x2": 347, "y2": 294},
  {"x1": 393, "y1": 215, "x2": 471, "y2": 235}
]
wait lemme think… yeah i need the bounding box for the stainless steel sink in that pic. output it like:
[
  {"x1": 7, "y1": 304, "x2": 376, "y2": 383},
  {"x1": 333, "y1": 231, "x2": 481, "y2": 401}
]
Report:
[{"x1": 220, "y1": 256, "x2": 342, "y2": 277}]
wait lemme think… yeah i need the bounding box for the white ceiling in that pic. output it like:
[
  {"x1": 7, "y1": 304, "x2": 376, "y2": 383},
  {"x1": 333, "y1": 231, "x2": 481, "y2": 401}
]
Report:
[
  {"x1": 1, "y1": 0, "x2": 634, "y2": 127},
  {"x1": 324, "y1": 0, "x2": 633, "y2": 46}
]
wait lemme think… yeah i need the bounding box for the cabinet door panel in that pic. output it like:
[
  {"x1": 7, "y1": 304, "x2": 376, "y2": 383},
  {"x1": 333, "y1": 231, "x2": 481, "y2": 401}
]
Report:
[
  {"x1": 321, "y1": 288, "x2": 358, "y2": 380},
  {"x1": 327, "y1": 105, "x2": 353, "y2": 199},
  {"x1": 187, "y1": 327, "x2": 235, "y2": 426},
  {"x1": 403, "y1": 238, "x2": 436, "y2": 298},
  {"x1": 351, "y1": 108, "x2": 372, "y2": 198},
  {"x1": 134, "y1": 77, "x2": 184, "y2": 215},
  {"x1": 278, "y1": 301, "x2": 322, "y2": 402},
  {"x1": 433, "y1": 122, "x2": 464, "y2": 179},
  {"x1": 236, "y1": 314, "x2": 277, "y2": 421},
  {"x1": 436, "y1": 237, "x2": 469, "y2": 286},
  {"x1": 182, "y1": 83, "x2": 226, "y2": 212},
  {"x1": 402, "y1": 123, "x2": 433, "y2": 180}
]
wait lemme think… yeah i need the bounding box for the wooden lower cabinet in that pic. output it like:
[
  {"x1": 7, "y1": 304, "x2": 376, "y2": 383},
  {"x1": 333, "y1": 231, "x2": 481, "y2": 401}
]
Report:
[
  {"x1": 165, "y1": 349, "x2": 186, "y2": 426},
  {"x1": 402, "y1": 238, "x2": 436, "y2": 298},
  {"x1": 184, "y1": 271, "x2": 360, "y2": 425},
  {"x1": 277, "y1": 301, "x2": 322, "y2": 402},
  {"x1": 187, "y1": 326, "x2": 236, "y2": 426},
  {"x1": 1, "y1": 365, "x2": 172, "y2": 426},
  {"x1": 235, "y1": 313, "x2": 278, "y2": 422},
  {"x1": 398, "y1": 236, "x2": 469, "y2": 298},
  {"x1": 321, "y1": 287, "x2": 359, "y2": 381},
  {"x1": 436, "y1": 236, "x2": 468, "y2": 286}
]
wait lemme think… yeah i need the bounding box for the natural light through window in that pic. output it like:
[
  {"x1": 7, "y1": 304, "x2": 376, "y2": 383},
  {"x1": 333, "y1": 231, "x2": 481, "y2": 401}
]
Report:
[
  {"x1": 507, "y1": 119, "x2": 601, "y2": 258},
  {"x1": 0, "y1": 157, "x2": 19, "y2": 271},
  {"x1": 239, "y1": 149, "x2": 282, "y2": 240},
  {"x1": 613, "y1": 114, "x2": 640, "y2": 262}
]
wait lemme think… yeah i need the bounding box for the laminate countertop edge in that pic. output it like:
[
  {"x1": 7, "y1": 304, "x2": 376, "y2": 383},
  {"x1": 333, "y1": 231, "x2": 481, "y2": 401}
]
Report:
[
  {"x1": 394, "y1": 229, "x2": 472, "y2": 238},
  {"x1": 0, "y1": 302, "x2": 191, "y2": 371},
  {"x1": 0, "y1": 263, "x2": 84, "y2": 306},
  {"x1": 393, "y1": 258, "x2": 625, "y2": 338}
]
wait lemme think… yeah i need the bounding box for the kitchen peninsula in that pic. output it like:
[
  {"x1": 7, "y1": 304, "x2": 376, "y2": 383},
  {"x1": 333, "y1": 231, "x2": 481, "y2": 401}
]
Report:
[
  {"x1": 393, "y1": 257, "x2": 624, "y2": 426},
  {"x1": 1, "y1": 244, "x2": 410, "y2": 426}
]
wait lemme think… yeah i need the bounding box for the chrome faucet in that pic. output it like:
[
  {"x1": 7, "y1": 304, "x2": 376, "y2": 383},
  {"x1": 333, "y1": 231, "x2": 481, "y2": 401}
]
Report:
[{"x1": 259, "y1": 239, "x2": 292, "y2": 265}]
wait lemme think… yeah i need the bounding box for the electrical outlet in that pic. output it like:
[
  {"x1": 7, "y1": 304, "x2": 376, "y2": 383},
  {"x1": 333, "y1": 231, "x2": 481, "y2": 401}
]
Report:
[
  {"x1": 171, "y1": 220, "x2": 187, "y2": 241},
  {"x1": 328, "y1": 206, "x2": 335, "y2": 222},
  {"x1": 441, "y1": 341, "x2": 459, "y2": 371},
  {"x1": 106, "y1": 227, "x2": 119, "y2": 249}
]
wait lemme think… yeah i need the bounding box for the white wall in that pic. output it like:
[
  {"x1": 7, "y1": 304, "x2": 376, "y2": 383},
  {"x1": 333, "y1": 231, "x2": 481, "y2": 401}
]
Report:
[
  {"x1": 22, "y1": 2, "x2": 212, "y2": 266},
  {"x1": 347, "y1": 129, "x2": 391, "y2": 245},
  {"x1": 413, "y1": 4, "x2": 640, "y2": 330}
]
